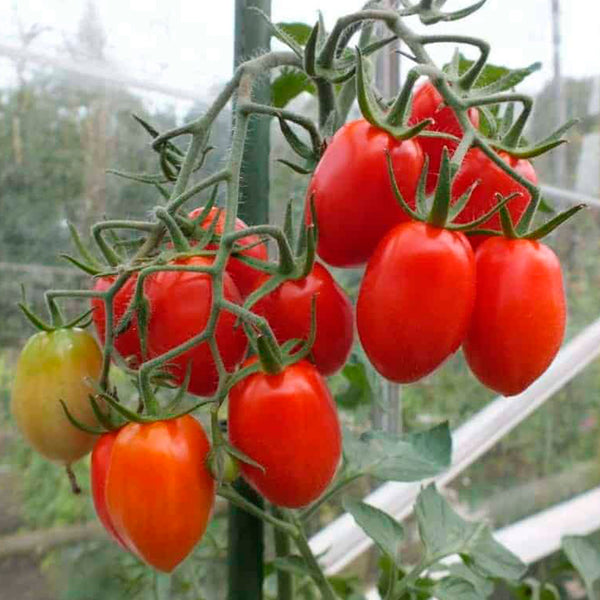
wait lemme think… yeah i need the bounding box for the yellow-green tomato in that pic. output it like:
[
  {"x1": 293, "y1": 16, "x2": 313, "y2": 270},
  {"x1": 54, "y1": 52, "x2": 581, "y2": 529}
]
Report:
[{"x1": 11, "y1": 328, "x2": 103, "y2": 464}]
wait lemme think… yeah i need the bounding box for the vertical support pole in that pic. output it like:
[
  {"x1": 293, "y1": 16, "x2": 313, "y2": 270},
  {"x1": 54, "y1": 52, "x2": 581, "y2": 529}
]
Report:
[
  {"x1": 373, "y1": 0, "x2": 402, "y2": 435},
  {"x1": 227, "y1": 2, "x2": 271, "y2": 599},
  {"x1": 550, "y1": 0, "x2": 565, "y2": 187}
]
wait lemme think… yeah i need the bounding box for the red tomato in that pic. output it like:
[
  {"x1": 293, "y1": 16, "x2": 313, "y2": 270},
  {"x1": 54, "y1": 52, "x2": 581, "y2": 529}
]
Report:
[
  {"x1": 91, "y1": 431, "x2": 130, "y2": 551},
  {"x1": 409, "y1": 81, "x2": 480, "y2": 193},
  {"x1": 188, "y1": 207, "x2": 267, "y2": 297},
  {"x1": 91, "y1": 275, "x2": 142, "y2": 366},
  {"x1": 105, "y1": 416, "x2": 215, "y2": 572},
  {"x1": 306, "y1": 119, "x2": 424, "y2": 267},
  {"x1": 451, "y1": 148, "x2": 537, "y2": 249},
  {"x1": 357, "y1": 221, "x2": 475, "y2": 383},
  {"x1": 144, "y1": 256, "x2": 248, "y2": 396},
  {"x1": 463, "y1": 237, "x2": 566, "y2": 396},
  {"x1": 252, "y1": 263, "x2": 354, "y2": 376},
  {"x1": 228, "y1": 360, "x2": 342, "y2": 508}
]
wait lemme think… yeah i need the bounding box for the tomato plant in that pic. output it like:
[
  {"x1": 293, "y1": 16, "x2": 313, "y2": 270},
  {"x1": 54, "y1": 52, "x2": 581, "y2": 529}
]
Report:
[
  {"x1": 357, "y1": 221, "x2": 475, "y2": 383},
  {"x1": 307, "y1": 119, "x2": 424, "y2": 267},
  {"x1": 228, "y1": 360, "x2": 342, "y2": 508},
  {"x1": 451, "y1": 148, "x2": 537, "y2": 248},
  {"x1": 252, "y1": 262, "x2": 354, "y2": 376},
  {"x1": 188, "y1": 206, "x2": 268, "y2": 297},
  {"x1": 91, "y1": 431, "x2": 129, "y2": 550},
  {"x1": 463, "y1": 237, "x2": 566, "y2": 396},
  {"x1": 105, "y1": 415, "x2": 215, "y2": 572},
  {"x1": 11, "y1": 328, "x2": 103, "y2": 464},
  {"x1": 143, "y1": 256, "x2": 248, "y2": 396},
  {"x1": 91, "y1": 275, "x2": 142, "y2": 366},
  {"x1": 409, "y1": 81, "x2": 480, "y2": 193}
]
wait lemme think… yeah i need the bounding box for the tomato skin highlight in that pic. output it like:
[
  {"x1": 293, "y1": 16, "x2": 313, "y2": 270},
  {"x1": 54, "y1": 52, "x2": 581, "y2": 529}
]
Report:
[
  {"x1": 253, "y1": 263, "x2": 354, "y2": 376},
  {"x1": 409, "y1": 81, "x2": 480, "y2": 194},
  {"x1": 228, "y1": 360, "x2": 342, "y2": 508},
  {"x1": 91, "y1": 275, "x2": 142, "y2": 366},
  {"x1": 357, "y1": 222, "x2": 476, "y2": 383},
  {"x1": 188, "y1": 206, "x2": 267, "y2": 298},
  {"x1": 307, "y1": 119, "x2": 424, "y2": 267},
  {"x1": 144, "y1": 256, "x2": 248, "y2": 396},
  {"x1": 91, "y1": 432, "x2": 130, "y2": 551},
  {"x1": 451, "y1": 148, "x2": 537, "y2": 249},
  {"x1": 463, "y1": 237, "x2": 566, "y2": 396},
  {"x1": 11, "y1": 328, "x2": 103, "y2": 464},
  {"x1": 105, "y1": 416, "x2": 216, "y2": 572}
]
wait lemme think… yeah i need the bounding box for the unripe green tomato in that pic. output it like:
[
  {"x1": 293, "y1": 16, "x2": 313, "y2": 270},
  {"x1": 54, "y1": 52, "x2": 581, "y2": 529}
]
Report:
[
  {"x1": 11, "y1": 328, "x2": 103, "y2": 464},
  {"x1": 207, "y1": 448, "x2": 240, "y2": 484}
]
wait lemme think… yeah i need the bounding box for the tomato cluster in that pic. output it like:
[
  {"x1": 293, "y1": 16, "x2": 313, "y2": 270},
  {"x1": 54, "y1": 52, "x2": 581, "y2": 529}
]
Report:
[{"x1": 309, "y1": 81, "x2": 565, "y2": 397}]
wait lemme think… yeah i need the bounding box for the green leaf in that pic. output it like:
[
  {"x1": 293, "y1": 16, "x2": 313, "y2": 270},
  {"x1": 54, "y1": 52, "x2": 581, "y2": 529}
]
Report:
[
  {"x1": 272, "y1": 555, "x2": 312, "y2": 577},
  {"x1": 271, "y1": 68, "x2": 315, "y2": 108},
  {"x1": 562, "y1": 535, "x2": 600, "y2": 597},
  {"x1": 443, "y1": 53, "x2": 540, "y2": 92},
  {"x1": 447, "y1": 563, "x2": 494, "y2": 597},
  {"x1": 276, "y1": 22, "x2": 313, "y2": 47},
  {"x1": 343, "y1": 422, "x2": 452, "y2": 482},
  {"x1": 336, "y1": 361, "x2": 373, "y2": 409},
  {"x1": 415, "y1": 485, "x2": 526, "y2": 581},
  {"x1": 433, "y1": 577, "x2": 483, "y2": 600},
  {"x1": 343, "y1": 498, "x2": 404, "y2": 562}
]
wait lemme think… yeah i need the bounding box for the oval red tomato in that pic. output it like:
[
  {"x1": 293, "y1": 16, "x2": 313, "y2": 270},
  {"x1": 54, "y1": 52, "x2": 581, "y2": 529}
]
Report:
[
  {"x1": 451, "y1": 148, "x2": 537, "y2": 249},
  {"x1": 252, "y1": 263, "x2": 354, "y2": 376},
  {"x1": 91, "y1": 431, "x2": 129, "y2": 550},
  {"x1": 188, "y1": 206, "x2": 267, "y2": 297},
  {"x1": 357, "y1": 221, "x2": 475, "y2": 383},
  {"x1": 105, "y1": 416, "x2": 215, "y2": 572},
  {"x1": 307, "y1": 119, "x2": 424, "y2": 267},
  {"x1": 144, "y1": 256, "x2": 248, "y2": 396},
  {"x1": 91, "y1": 275, "x2": 142, "y2": 366},
  {"x1": 228, "y1": 360, "x2": 342, "y2": 508},
  {"x1": 409, "y1": 81, "x2": 480, "y2": 194},
  {"x1": 463, "y1": 237, "x2": 566, "y2": 396}
]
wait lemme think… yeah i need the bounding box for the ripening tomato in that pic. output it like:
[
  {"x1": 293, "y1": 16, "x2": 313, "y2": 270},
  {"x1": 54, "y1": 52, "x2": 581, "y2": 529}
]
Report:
[
  {"x1": 307, "y1": 119, "x2": 424, "y2": 267},
  {"x1": 409, "y1": 81, "x2": 480, "y2": 193},
  {"x1": 357, "y1": 222, "x2": 475, "y2": 383},
  {"x1": 105, "y1": 416, "x2": 215, "y2": 572},
  {"x1": 252, "y1": 263, "x2": 354, "y2": 376},
  {"x1": 188, "y1": 206, "x2": 268, "y2": 297},
  {"x1": 91, "y1": 431, "x2": 129, "y2": 551},
  {"x1": 451, "y1": 148, "x2": 537, "y2": 249},
  {"x1": 228, "y1": 360, "x2": 342, "y2": 508},
  {"x1": 463, "y1": 237, "x2": 566, "y2": 396},
  {"x1": 91, "y1": 275, "x2": 142, "y2": 366},
  {"x1": 11, "y1": 328, "x2": 103, "y2": 463},
  {"x1": 144, "y1": 256, "x2": 247, "y2": 396}
]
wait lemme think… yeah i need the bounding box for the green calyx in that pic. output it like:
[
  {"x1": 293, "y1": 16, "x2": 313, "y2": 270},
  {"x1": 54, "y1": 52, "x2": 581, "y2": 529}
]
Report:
[
  {"x1": 489, "y1": 204, "x2": 587, "y2": 242},
  {"x1": 385, "y1": 147, "x2": 514, "y2": 231},
  {"x1": 356, "y1": 47, "x2": 433, "y2": 141}
]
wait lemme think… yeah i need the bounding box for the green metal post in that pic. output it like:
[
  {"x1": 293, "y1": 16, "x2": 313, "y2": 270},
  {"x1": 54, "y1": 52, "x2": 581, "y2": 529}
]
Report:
[{"x1": 227, "y1": 2, "x2": 271, "y2": 599}]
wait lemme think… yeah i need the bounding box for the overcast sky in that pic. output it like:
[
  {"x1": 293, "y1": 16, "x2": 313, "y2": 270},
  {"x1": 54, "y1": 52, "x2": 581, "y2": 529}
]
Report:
[{"x1": 0, "y1": 0, "x2": 599, "y2": 110}]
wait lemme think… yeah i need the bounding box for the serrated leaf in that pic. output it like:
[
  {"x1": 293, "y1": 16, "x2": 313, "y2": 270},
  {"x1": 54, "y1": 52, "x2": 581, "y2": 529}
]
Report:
[
  {"x1": 343, "y1": 498, "x2": 404, "y2": 562},
  {"x1": 416, "y1": 485, "x2": 526, "y2": 581},
  {"x1": 276, "y1": 22, "x2": 313, "y2": 46},
  {"x1": 433, "y1": 577, "x2": 483, "y2": 600},
  {"x1": 343, "y1": 422, "x2": 451, "y2": 482},
  {"x1": 272, "y1": 68, "x2": 315, "y2": 108},
  {"x1": 272, "y1": 555, "x2": 312, "y2": 577},
  {"x1": 562, "y1": 535, "x2": 600, "y2": 597}
]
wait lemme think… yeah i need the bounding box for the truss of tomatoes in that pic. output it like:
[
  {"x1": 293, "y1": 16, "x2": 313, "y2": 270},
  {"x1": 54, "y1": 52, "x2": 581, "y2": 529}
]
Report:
[{"x1": 308, "y1": 81, "x2": 565, "y2": 397}]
